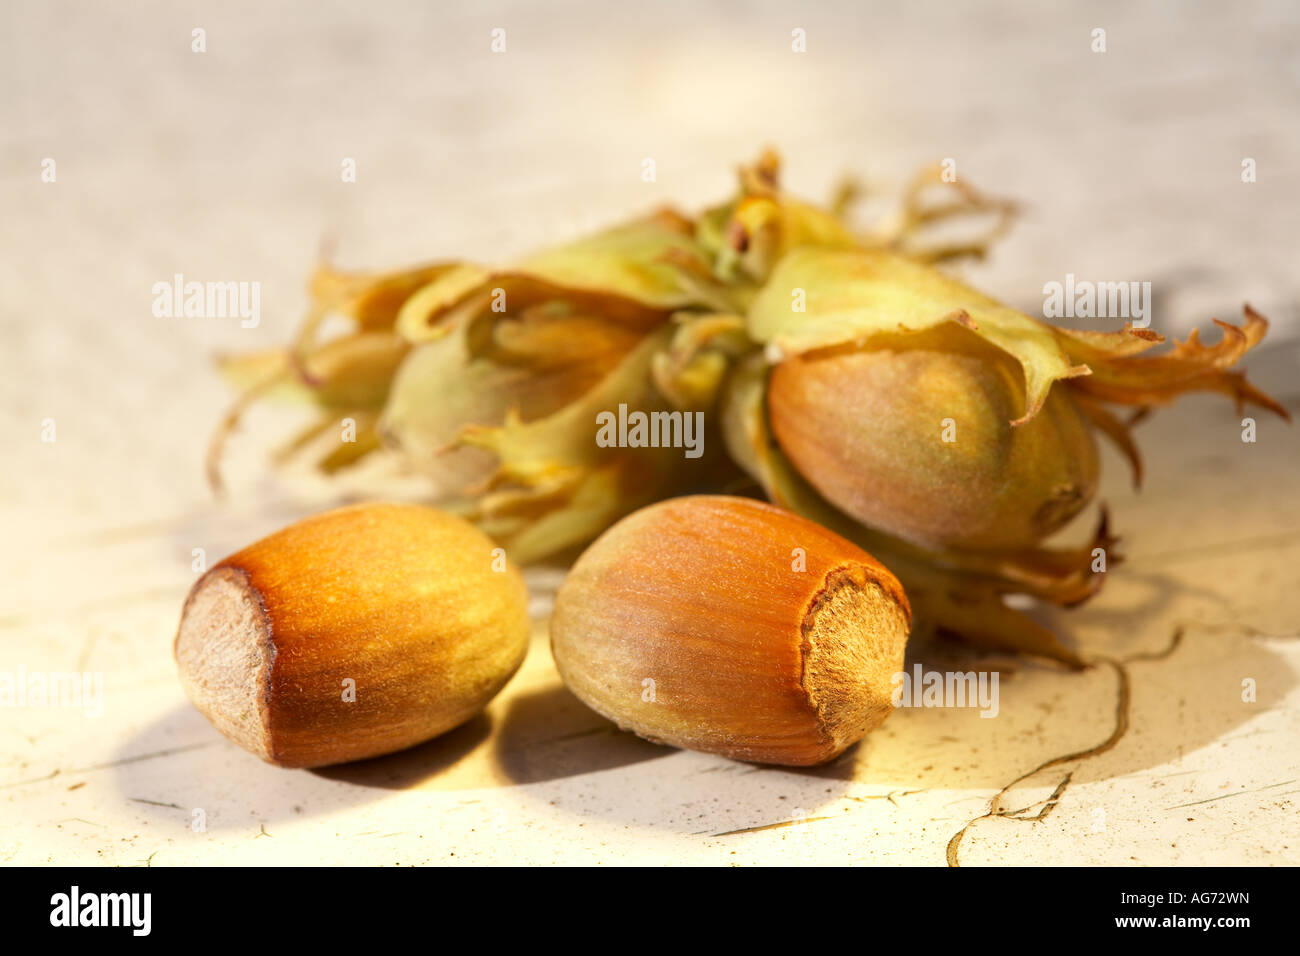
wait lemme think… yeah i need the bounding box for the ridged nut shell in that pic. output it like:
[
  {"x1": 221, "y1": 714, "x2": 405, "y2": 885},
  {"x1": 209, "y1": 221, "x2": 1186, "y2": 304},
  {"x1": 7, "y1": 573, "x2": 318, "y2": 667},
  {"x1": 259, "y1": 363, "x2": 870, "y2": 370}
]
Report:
[
  {"x1": 550, "y1": 495, "x2": 911, "y2": 766},
  {"x1": 174, "y1": 502, "x2": 530, "y2": 768}
]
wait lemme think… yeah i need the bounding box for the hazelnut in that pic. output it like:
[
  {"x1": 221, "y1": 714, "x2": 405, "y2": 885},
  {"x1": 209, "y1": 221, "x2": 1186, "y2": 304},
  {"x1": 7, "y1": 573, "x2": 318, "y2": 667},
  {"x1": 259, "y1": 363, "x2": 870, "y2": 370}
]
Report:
[
  {"x1": 174, "y1": 502, "x2": 529, "y2": 768},
  {"x1": 550, "y1": 495, "x2": 911, "y2": 766},
  {"x1": 767, "y1": 333, "x2": 1100, "y2": 550}
]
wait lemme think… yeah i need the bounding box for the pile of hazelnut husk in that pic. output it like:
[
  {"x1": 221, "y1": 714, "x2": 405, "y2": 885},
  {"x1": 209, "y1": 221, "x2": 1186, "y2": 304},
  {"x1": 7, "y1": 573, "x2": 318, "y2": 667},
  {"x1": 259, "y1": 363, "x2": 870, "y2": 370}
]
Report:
[{"x1": 186, "y1": 152, "x2": 1286, "y2": 769}]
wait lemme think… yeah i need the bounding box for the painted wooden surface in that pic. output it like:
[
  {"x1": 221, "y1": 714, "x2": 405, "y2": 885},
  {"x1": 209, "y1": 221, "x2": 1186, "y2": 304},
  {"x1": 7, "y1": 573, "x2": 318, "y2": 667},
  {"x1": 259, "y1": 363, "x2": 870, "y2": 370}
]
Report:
[{"x1": 2, "y1": 0, "x2": 1298, "y2": 865}]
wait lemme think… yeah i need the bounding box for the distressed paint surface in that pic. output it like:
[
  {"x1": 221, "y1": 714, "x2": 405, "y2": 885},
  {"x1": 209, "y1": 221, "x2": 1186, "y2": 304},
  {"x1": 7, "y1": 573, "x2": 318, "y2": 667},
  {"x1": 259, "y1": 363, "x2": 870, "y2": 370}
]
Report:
[{"x1": 2, "y1": 0, "x2": 1297, "y2": 865}]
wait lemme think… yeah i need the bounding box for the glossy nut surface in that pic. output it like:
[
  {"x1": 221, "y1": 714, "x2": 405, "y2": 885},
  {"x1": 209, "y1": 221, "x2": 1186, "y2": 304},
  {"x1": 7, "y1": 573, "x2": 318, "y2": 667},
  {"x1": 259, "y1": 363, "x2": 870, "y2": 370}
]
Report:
[
  {"x1": 175, "y1": 502, "x2": 529, "y2": 768},
  {"x1": 551, "y1": 495, "x2": 911, "y2": 766}
]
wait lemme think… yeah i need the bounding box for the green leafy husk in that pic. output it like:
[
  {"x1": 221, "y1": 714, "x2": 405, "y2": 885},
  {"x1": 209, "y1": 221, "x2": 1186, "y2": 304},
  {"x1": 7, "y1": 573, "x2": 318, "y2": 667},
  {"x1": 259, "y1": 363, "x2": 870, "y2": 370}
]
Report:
[{"x1": 208, "y1": 152, "x2": 1286, "y2": 664}]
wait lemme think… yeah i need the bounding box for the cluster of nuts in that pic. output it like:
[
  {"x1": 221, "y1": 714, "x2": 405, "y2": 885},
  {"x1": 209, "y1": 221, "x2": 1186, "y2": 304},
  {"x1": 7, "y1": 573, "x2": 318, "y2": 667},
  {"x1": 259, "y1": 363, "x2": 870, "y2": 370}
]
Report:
[{"x1": 175, "y1": 498, "x2": 911, "y2": 769}]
